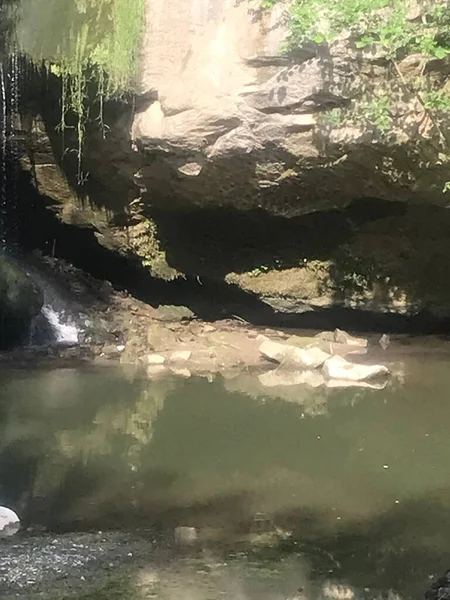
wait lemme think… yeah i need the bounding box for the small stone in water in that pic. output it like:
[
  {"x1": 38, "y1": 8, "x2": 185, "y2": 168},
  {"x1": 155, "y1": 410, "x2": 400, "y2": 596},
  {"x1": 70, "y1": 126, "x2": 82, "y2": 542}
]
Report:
[
  {"x1": 383, "y1": 464, "x2": 389, "y2": 469},
  {"x1": 0, "y1": 506, "x2": 20, "y2": 537}
]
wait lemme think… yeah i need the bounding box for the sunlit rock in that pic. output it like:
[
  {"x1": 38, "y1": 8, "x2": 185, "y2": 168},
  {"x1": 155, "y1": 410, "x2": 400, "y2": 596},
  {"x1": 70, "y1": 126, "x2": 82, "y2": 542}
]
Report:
[
  {"x1": 0, "y1": 506, "x2": 20, "y2": 538},
  {"x1": 147, "y1": 353, "x2": 166, "y2": 365},
  {"x1": 170, "y1": 350, "x2": 192, "y2": 362},
  {"x1": 323, "y1": 355, "x2": 389, "y2": 381},
  {"x1": 316, "y1": 329, "x2": 368, "y2": 348},
  {"x1": 322, "y1": 582, "x2": 355, "y2": 600},
  {"x1": 259, "y1": 339, "x2": 330, "y2": 368}
]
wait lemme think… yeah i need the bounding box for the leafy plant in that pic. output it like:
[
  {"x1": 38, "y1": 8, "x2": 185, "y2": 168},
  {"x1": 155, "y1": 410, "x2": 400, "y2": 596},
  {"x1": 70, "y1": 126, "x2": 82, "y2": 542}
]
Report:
[{"x1": 15, "y1": 0, "x2": 146, "y2": 182}]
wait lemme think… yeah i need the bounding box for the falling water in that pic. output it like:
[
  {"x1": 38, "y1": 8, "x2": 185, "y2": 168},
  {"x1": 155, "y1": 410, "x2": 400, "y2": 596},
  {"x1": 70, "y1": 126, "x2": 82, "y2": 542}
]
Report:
[
  {"x1": 8, "y1": 52, "x2": 20, "y2": 240},
  {"x1": 0, "y1": 62, "x2": 7, "y2": 249},
  {"x1": 0, "y1": 53, "x2": 21, "y2": 249},
  {"x1": 41, "y1": 305, "x2": 79, "y2": 344}
]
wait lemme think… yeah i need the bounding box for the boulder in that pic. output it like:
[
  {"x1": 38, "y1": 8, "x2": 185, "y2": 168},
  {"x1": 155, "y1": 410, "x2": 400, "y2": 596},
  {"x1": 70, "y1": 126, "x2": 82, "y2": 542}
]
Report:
[
  {"x1": 316, "y1": 329, "x2": 368, "y2": 348},
  {"x1": 147, "y1": 353, "x2": 166, "y2": 365},
  {"x1": 323, "y1": 355, "x2": 389, "y2": 381},
  {"x1": 0, "y1": 255, "x2": 43, "y2": 349},
  {"x1": 0, "y1": 506, "x2": 20, "y2": 538},
  {"x1": 147, "y1": 322, "x2": 178, "y2": 351},
  {"x1": 287, "y1": 333, "x2": 367, "y2": 357},
  {"x1": 259, "y1": 339, "x2": 330, "y2": 368},
  {"x1": 170, "y1": 350, "x2": 192, "y2": 362}
]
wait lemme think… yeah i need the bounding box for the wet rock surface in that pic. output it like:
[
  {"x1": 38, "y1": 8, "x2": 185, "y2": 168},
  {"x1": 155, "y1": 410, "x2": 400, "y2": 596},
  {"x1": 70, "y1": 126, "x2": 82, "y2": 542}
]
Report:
[{"x1": 0, "y1": 255, "x2": 43, "y2": 349}]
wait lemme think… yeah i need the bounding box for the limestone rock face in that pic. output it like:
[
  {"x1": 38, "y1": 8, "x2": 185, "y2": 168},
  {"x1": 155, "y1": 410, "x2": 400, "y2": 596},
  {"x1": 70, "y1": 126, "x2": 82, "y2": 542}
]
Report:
[{"x1": 19, "y1": 0, "x2": 450, "y2": 322}]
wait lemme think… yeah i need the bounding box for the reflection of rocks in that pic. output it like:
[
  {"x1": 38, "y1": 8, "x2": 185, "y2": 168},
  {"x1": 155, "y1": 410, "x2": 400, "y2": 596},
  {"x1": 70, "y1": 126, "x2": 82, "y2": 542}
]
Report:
[
  {"x1": 323, "y1": 356, "x2": 389, "y2": 382},
  {"x1": 258, "y1": 369, "x2": 324, "y2": 389},
  {"x1": 324, "y1": 378, "x2": 387, "y2": 390},
  {"x1": 225, "y1": 373, "x2": 330, "y2": 416}
]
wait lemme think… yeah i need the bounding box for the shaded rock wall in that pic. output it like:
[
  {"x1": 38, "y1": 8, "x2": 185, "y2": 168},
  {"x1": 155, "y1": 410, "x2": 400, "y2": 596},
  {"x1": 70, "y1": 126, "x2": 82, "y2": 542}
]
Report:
[
  {"x1": 11, "y1": 0, "x2": 450, "y2": 326},
  {"x1": 0, "y1": 254, "x2": 43, "y2": 348}
]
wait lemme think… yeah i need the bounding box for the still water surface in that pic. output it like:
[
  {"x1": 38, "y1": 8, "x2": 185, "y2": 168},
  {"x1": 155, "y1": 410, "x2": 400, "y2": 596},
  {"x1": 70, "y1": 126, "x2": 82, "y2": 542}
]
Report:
[{"x1": 1, "y1": 350, "x2": 450, "y2": 599}]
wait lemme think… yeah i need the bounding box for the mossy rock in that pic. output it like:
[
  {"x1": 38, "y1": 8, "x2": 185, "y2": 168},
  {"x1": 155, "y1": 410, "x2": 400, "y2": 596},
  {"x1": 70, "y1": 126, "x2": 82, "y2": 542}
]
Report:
[{"x1": 0, "y1": 255, "x2": 43, "y2": 348}]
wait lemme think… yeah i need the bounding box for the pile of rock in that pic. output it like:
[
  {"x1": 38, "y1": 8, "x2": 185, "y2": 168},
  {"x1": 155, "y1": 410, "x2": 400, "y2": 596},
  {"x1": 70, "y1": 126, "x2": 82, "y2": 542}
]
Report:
[{"x1": 258, "y1": 329, "x2": 389, "y2": 389}]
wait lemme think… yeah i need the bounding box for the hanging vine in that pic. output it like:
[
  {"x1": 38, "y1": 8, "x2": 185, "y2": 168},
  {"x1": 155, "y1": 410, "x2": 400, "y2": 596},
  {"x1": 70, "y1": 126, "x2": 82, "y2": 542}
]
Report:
[{"x1": 16, "y1": 0, "x2": 146, "y2": 183}]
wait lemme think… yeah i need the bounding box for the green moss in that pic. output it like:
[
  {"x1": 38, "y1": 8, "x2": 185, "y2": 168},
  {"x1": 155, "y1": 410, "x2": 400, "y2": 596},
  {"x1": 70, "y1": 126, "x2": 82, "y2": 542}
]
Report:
[{"x1": 128, "y1": 219, "x2": 181, "y2": 281}]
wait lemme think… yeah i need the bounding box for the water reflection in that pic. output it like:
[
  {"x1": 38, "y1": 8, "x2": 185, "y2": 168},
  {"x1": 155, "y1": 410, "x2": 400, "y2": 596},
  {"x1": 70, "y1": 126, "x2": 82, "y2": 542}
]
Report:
[{"x1": 0, "y1": 358, "x2": 450, "y2": 598}]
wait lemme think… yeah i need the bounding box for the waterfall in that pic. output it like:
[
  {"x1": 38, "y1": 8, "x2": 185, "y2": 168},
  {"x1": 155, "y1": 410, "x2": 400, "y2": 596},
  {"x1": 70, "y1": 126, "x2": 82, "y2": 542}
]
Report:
[
  {"x1": 41, "y1": 305, "x2": 79, "y2": 345},
  {"x1": 0, "y1": 62, "x2": 7, "y2": 249},
  {"x1": 0, "y1": 54, "x2": 21, "y2": 249}
]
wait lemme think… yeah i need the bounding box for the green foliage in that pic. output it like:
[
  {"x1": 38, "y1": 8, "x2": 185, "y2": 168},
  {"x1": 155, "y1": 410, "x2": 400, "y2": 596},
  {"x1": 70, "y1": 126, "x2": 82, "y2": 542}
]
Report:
[
  {"x1": 423, "y1": 90, "x2": 450, "y2": 113},
  {"x1": 16, "y1": 0, "x2": 145, "y2": 181},
  {"x1": 363, "y1": 94, "x2": 393, "y2": 132},
  {"x1": 265, "y1": 0, "x2": 450, "y2": 60},
  {"x1": 248, "y1": 265, "x2": 270, "y2": 277},
  {"x1": 320, "y1": 107, "x2": 345, "y2": 126}
]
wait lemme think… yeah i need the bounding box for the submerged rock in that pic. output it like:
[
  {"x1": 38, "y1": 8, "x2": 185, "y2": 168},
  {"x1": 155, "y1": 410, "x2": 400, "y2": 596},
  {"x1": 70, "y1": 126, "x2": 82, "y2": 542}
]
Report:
[
  {"x1": 0, "y1": 506, "x2": 20, "y2": 538},
  {"x1": 323, "y1": 355, "x2": 389, "y2": 382}
]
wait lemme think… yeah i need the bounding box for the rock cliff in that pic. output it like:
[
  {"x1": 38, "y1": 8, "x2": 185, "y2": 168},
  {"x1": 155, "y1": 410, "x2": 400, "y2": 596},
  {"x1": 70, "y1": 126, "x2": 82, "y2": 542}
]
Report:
[{"x1": 12, "y1": 0, "x2": 450, "y2": 324}]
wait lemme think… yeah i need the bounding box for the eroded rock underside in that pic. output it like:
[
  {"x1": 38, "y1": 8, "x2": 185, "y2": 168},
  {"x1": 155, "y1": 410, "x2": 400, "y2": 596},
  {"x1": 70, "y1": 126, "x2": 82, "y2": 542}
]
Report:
[{"x1": 14, "y1": 0, "x2": 450, "y2": 326}]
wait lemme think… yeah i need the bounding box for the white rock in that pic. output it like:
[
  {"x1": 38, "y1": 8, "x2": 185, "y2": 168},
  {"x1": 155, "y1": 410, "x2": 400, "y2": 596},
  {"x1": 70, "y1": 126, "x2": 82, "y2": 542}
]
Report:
[
  {"x1": 174, "y1": 526, "x2": 198, "y2": 545},
  {"x1": 379, "y1": 334, "x2": 390, "y2": 350},
  {"x1": 171, "y1": 367, "x2": 192, "y2": 378},
  {"x1": 170, "y1": 350, "x2": 192, "y2": 362},
  {"x1": 259, "y1": 339, "x2": 289, "y2": 362},
  {"x1": 0, "y1": 506, "x2": 20, "y2": 538},
  {"x1": 259, "y1": 369, "x2": 325, "y2": 388},
  {"x1": 146, "y1": 365, "x2": 167, "y2": 378},
  {"x1": 259, "y1": 339, "x2": 330, "y2": 368},
  {"x1": 116, "y1": 345, "x2": 125, "y2": 352},
  {"x1": 323, "y1": 355, "x2": 389, "y2": 381},
  {"x1": 316, "y1": 329, "x2": 368, "y2": 348},
  {"x1": 334, "y1": 328, "x2": 368, "y2": 347},
  {"x1": 322, "y1": 582, "x2": 355, "y2": 600},
  {"x1": 147, "y1": 354, "x2": 166, "y2": 365},
  {"x1": 300, "y1": 370, "x2": 326, "y2": 387},
  {"x1": 298, "y1": 346, "x2": 330, "y2": 368}
]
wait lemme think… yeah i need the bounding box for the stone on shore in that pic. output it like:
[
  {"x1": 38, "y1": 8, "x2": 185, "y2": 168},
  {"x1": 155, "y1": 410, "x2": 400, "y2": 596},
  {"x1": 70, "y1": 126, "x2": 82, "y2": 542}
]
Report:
[
  {"x1": 259, "y1": 339, "x2": 330, "y2": 369},
  {"x1": 323, "y1": 355, "x2": 389, "y2": 381}
]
